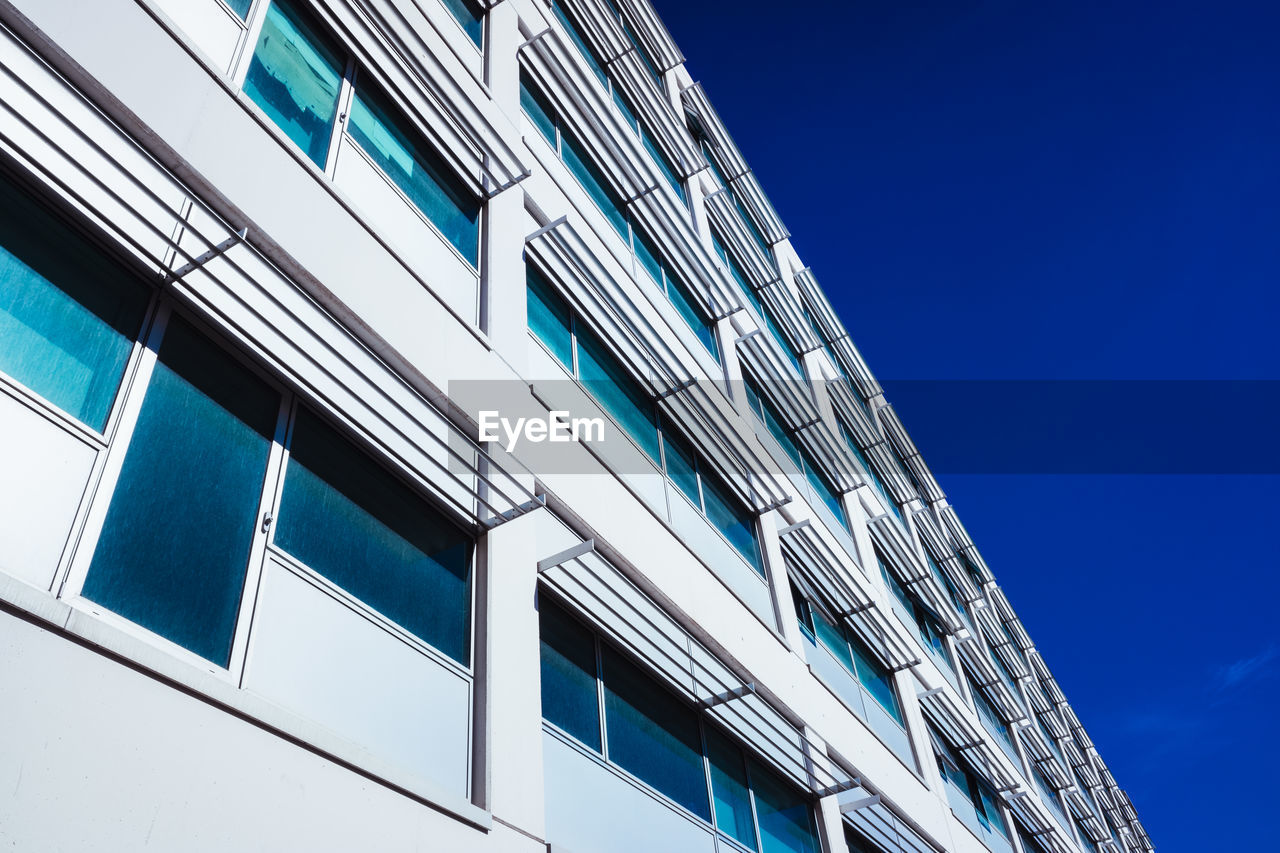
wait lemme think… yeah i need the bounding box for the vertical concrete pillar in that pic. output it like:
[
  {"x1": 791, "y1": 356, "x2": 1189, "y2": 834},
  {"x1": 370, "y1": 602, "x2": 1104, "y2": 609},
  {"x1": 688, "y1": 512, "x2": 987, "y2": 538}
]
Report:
[{"x1": 475, "y1": 508, "x2": 547, "y2": 845}]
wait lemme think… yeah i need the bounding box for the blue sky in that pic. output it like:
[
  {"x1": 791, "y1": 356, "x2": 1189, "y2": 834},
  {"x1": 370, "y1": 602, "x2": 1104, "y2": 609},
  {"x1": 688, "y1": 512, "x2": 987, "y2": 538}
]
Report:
[{"x1": 651, "y1": 1, "x2": 1279, "y2": 849}]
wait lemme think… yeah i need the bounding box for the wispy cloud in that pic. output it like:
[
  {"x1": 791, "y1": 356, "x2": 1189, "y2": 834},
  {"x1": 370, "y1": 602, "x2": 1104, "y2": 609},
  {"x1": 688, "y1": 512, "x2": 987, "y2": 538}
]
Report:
[{"x1": 1213, "y1": 644, "x2": 1279, "y2": 693}]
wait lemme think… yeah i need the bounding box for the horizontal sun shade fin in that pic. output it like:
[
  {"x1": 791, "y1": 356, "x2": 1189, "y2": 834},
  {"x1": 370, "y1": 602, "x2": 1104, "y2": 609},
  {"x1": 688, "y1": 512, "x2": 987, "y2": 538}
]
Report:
[
  {"x1": 0, "y1": 50, "x2": 541, "y2": 530},
  {"x1": 878, "y1": 405, "x2": 946, "y2": 504},
  {"x1": 537, "y1": 541, "x2": 856, "y2": 794},
  {"x1": 525, "y1": 222, "x2": 791, "y2": 511},
  {"x1": 680, "y1": 83, "x2": 788, "y2": 243},
  {"x1": 778, "y1": 520, "x2": 871, "y2": 619},
  {"x1": 317, "y1": 0, "x2": 528, "y2": 193},
  {"x1": 520, "y1": 28, "x2": 653, "y2": 198},
  {"x1": 614, "y1": 0, "x2": 685, "y2": 71}
]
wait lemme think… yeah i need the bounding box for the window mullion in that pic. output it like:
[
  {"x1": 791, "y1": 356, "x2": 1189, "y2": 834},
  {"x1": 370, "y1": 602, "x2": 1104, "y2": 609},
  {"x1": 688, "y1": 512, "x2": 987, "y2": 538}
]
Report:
[
  {"x1": 594, "y1": 634, "x2": 609, "y2": 760},
  {"x1": 324, "y1": 58, "x2": 358, "y2": 177},
  {"x1": 229, "y1": 0, "x2": 272, "y2": 87},
  {"x1": 228, "y1": 391, "x2": 296, "y2": 686}
]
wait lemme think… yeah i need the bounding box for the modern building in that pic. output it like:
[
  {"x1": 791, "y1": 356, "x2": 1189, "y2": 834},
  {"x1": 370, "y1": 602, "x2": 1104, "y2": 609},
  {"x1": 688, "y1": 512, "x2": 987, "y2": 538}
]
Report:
[{"x1": 0, "y1": 0, "x2": 1152, "y2": 851}]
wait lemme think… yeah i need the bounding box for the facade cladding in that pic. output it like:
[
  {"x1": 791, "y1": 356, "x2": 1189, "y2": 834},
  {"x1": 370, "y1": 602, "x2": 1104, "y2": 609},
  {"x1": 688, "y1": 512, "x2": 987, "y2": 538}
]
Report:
[{"x1": 0, "y1": 0, "x2": 1152, "y2": 852}]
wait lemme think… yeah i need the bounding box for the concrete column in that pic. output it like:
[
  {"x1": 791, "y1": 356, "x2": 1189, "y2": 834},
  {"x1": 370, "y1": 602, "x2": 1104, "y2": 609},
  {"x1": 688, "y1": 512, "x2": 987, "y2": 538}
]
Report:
[
  {"x1": 479, "y1": 0, "x2": 529, "y2": 369},
  {"x1": 475, "y1": 508, "x2": 547, "y2": 844},
  {"x1": 758, "y1": 508, "x2": 803, "y2": 649}
]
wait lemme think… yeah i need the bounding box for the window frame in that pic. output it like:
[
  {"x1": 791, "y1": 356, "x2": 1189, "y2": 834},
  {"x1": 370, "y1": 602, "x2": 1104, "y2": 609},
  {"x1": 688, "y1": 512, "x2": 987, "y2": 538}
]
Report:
[{"x1": 229, "y1": 0, "x2": 484, "y2": 271}]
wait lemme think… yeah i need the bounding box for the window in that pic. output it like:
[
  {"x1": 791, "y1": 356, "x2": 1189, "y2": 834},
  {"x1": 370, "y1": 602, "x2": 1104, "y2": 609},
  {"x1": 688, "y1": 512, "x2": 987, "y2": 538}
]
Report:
[
  {"x1": 930, "y1": 725, "x2": 1013, "y2": 849},
  {"x1": 878, "y1": 554, "x2": 954, "y2": 672},
  {"x1": 82, "y1": 316, "x2": 279, "y2": 666},
  {"x1": 743, "y1": 377, "x2": 847, "y2": 531},
  {"x1": 794, "y1": 594, "x2": 903, "y2": 726},
  {"x1": 274, "y1": 407, "x2": 474, "y2": 664},
  {"x1": 243, "y1": 0, "x2": 345, "y2": 169},
  {"x1": 527, "y1": 268, "x2": 761, "y2": 572},
  {"x1": 240, "y1": 0, "x2": 481, "y2": 265},
  {"x1": 0, "y1": 172, "x2": 150, "y2": 431},
  {"x1": 692, "y1": 126, "x2": 773, "y2": 259},
  {"x1": 838, "y1": 420, "x2": 904, "y2": 525},
  {"x1": 965, "y1": 672, "x2": 1020, "y2": 765},
  {"x1": 347, "y1": 79, "x2": 481, "y2": 265},
  {"x1": 77, "y1": 313, "x2": 478, "y2": 669},
  {"x1": 521, "y1": 77, "x2": 716, "y2": 358},
  {"x1": 439, "y1": 0, "x2": 483, "y2": 48},
  {"x1": 711, "y1": 232, "x2": 803, "y2": 377},
  {"x1": 539, "y1": 599, "x2": 821, "y2": 853}
]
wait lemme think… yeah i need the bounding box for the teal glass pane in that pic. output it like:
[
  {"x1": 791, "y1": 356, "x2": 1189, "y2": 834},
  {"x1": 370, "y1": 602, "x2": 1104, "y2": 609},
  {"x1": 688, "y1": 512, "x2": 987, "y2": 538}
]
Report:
[
  {"x1": 641, "y1": 128, "x2": 683, "y2": 200},
  {"x1": 244, "y1": 0, "x2": 344, "y2": 168},
  {"x1": 632, "y1": 227, "x2": 665, "y2": 288},
  {"x1": 275, "y1": 407, "x2": 474, "y2": 664},
  {"x1": 575, "y1": 327, "x2": 660, "y2": 462},
  {"x1": 751, "y1": 381, "x2": 801, "y2": 470},
  {"x1": 622, "y1": 17, "x2": 663, "y2": 89},
  {"x1": 976, "y1": 777, "x2": 1010, "y2": 838},
  {"x1": 761, "y1": 304, "x2": 803, "y2": 376},
  {"x1": 527, "y1": 268, "x2": 573, "y2": 369},
  {"x1": 712, "y1": 232, "x2": 763, "y2": 315},
  {"x1": 225, "y1": 0, "x2": 252, "y2": 19},
  {"x1": 612, "y1": 87, "x2": 640, "y2": 133},
  {"x1": 666, "y1": 272, "x2": 719, "y2": 360},
  {"x1": 801, "y1": 450, "x2": 845, "y2": 528},
  {"x1": 706, "y1": 726, "x2": 757, "y2": 850},
  {"x1": 0, "y1": 175, "x2": 149, "y2": 431},
  {"x1": 520, "y1": 75, "x2": 558, "y2": 149},
  {"x1": 562, "y1": 134, "x2": 628, "y2": 239},
  {"x1": 83, "y1": 317, "x2": 279, "y2": 666},
  {"x1": 750, "y1": 760, "x2": 819, "y2": 853},
  {"x1": 601, "y1": 645, "x2": 710, "y2": 820},
  {"x1": 440, "y1": 0, "x2": 483, "y2": 47},
  {"x1": 850, "y1": 634, "x2": 903, "y2": 725},
  {"x1": 551, "y1": 1, "x2": 608, "y2": 87},
  {"x1": 812, "y1": 610, "x2": 855, "y2": 672},
  {"x1": 879, "y1": 557, "x2": 913, "y2": 613},
  {"x1": 701, "y1": 470, "x2": 763, "y2": 574},
  {"x1": 539, "y1": 598, "x2": 602, "y2": 751},
  {"x1": 660, "y1": 425, "x2": 700, "y2": 508},
  {"x1": 348, "y1": 77, "x2": 480, "y2": 265}
]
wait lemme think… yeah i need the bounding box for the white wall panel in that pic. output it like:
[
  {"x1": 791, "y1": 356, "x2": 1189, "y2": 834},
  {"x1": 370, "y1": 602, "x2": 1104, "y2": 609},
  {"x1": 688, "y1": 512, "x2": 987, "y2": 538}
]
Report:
[
  {"x1": 150, "y1": 0, "x2": 245, "y2": 74},
  {"x1": 332, "y1": 140, "x2": 480, "y2": 325},
  {"x1": 243, "y1": 557, "x2": 472, "y2": 798},
  {"x1": 0, "y1": 391, "x2": 95, "y2": 590},
  {"x1": 543, "y1": 731, "x2": 718, "y2": 853}
]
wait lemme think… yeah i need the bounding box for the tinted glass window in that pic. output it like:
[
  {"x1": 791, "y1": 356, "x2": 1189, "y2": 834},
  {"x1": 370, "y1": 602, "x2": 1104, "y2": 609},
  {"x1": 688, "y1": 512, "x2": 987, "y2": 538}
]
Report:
[
  {"x1": 0, "y1": 175, "x2": 149, "y2": 430},
  {"x1": 275, "y1": 407, "x2": 474, "y2": 664},
  {"x1": 83, "y1": 318, "x2": 279, "y2": 665}
]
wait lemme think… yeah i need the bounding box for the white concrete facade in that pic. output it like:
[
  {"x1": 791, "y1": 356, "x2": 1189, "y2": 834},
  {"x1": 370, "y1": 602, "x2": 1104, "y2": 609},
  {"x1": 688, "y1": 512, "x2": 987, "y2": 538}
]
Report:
[{"x1": 0, "y1": 1, "x2": 1151, "y2": 852}]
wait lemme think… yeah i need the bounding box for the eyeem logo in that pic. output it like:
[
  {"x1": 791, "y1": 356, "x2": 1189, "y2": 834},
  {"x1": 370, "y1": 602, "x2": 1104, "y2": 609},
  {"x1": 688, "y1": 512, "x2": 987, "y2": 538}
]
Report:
[{"x1": 478, "y1": 410, "x2": 606, "y2": 453}]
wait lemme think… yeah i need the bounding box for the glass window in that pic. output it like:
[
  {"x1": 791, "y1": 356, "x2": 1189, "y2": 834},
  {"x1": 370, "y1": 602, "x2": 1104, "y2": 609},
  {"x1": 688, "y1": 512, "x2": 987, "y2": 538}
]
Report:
[
  {"x1": 440, "y1": 0, "x2": 483, "y2": 47},
  {"x1": 520, "y1": 74, "x2": 558, "y2": 148},
  {"x1": 274, "y1": 407, "x2": 474, "y2": 664},
  {"x1": 601, "y1": 645, "x2": 711, "y2": 820},
  {"x1": 225, "y1": 0, "x2": 253, "y2": 20},
  {"x1": 700, "y1": 468, "x2": 763, "y2": 573},
  {"x1": 707, "y1": 726, "x2": 758, "y2": 851},
  {"x1": 527, "y1": 267, "x2": 574, "y2": 370},
  {"x1": 0, "y1": 174, "x2": 150, "y2": 431},
  {"x1": 575, "y1": 328, "x2": 660, "y2": 462},
  {"x1": 348, "y1": 77, "x2": 480, "y2": 265},
  {"x1": 538, "y1": 598, "x2": 602, "y2": 751},
  {"x1": 850, "y1": 633, "x2": 903, "y2": 725},
  {"x1": 660, "y1": 423, "x2": 701, "y2": 507},
  {"x1": 244, "y1": 0, "x2": 345, "y2": 168},
  {"x1": 561, "y1": 133, "x2": 628, "y2": 239},
  {"x1": 751, "y1": 759, "x2": 820, "y2": 853},
  {"x1": 82, "y1": 317, "x2": 280, "y2": 666}
]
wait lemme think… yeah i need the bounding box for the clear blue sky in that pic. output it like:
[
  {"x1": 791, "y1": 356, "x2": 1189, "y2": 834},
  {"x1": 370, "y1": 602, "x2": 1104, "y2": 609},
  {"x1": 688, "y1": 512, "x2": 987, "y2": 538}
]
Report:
[{"x1": 651, "y1": 1, "x2": 1279, "y2": 849}]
